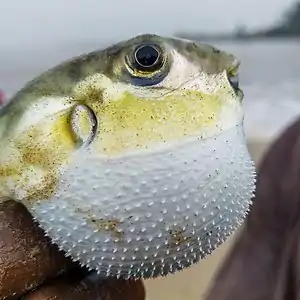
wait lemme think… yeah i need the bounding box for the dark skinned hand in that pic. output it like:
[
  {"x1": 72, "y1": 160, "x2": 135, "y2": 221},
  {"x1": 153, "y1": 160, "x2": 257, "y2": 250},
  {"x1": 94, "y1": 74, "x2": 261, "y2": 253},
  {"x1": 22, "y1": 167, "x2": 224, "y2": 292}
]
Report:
[
  {"x1": 205, "y1": 118, "x2": 300, "y2": 300},
  {"x1": 0, "y1": 200, "x2": 145, "y2": 300}
]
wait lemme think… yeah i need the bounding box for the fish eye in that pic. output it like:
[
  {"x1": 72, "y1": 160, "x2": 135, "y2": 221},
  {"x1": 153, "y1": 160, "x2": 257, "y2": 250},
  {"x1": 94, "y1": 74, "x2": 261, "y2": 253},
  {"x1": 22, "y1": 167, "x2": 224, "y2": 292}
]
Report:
[
  {"x1": 124, "y1": 43, "x2": 169, "y2": 86},
  {"x1": 133, "y1": 44, "x2": 162, "y2": 72}
]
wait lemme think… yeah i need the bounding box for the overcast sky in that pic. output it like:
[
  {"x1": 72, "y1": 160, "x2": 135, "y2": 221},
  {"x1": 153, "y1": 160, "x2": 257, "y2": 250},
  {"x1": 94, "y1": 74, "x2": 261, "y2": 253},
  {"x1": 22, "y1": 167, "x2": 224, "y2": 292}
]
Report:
[{"x1": 0, "y1": 0, "x2": 297, "y2": 49}]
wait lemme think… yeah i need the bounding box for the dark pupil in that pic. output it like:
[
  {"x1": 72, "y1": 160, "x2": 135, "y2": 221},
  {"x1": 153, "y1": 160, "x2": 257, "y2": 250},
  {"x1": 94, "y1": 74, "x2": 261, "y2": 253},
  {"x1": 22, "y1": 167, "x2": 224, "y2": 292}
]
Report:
[{"x1": 135, "y1": 45, "x2": 159, "y2": 68}]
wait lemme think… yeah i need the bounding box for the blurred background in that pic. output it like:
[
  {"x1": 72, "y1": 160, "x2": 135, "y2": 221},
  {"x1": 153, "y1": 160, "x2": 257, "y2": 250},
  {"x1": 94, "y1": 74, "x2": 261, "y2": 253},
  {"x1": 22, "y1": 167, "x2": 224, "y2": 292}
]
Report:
[
  {"x1": 1, "y1": 0, "x2": 300, "y2": 141},
  {"x1": 1, "y1": 0, "x2": 300, "y2": 299}
]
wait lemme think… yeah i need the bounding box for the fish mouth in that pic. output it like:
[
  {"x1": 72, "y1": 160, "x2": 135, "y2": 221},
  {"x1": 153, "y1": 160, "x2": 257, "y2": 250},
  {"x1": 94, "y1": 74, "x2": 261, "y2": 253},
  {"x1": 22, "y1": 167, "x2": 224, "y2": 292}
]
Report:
[
  {"x1": 235, "y1": 88, "x2": 244, "y2": 101},
  {"x1": 227, "y1": 61, "x2": 243, "y2": 98}
]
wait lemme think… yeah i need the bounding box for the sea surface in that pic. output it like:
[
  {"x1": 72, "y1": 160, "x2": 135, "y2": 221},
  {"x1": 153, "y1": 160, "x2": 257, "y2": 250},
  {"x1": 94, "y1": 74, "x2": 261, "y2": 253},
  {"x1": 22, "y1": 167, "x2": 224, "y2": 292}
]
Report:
[{"x1": 1, "y1": 38, "x2": 300, "y2": 140}]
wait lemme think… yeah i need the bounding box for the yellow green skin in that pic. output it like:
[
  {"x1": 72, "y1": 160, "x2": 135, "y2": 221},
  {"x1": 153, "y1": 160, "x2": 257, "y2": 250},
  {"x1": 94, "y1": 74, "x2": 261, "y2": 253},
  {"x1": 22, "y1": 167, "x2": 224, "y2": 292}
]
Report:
[{"x1": 0, "y1": 34, "x2": 256, "y2": 279}]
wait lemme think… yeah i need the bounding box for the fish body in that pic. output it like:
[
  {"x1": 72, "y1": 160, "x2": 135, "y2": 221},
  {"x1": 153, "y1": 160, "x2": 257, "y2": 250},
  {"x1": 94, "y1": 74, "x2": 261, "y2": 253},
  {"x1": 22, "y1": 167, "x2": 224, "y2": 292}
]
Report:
[{"x1": 0, "y1": 34, "x2": 255, "y2": 278}]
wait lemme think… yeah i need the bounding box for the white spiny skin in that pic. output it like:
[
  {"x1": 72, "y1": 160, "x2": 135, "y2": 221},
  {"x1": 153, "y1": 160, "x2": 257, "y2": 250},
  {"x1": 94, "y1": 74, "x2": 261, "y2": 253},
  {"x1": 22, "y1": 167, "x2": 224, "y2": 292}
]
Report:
[
  {"x1": 0, "y1": 34, "x2": 256, "y2": 279},
  {"x1": 33, "y1": 126, "x2": 255, "y2": 279}
]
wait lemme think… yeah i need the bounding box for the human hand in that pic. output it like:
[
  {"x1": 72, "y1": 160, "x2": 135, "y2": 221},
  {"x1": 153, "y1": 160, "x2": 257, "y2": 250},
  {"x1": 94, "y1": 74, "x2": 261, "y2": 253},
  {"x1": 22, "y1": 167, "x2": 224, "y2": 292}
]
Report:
[
  {"x1": 205, "y1": 119, "x2": 300, "y2": 300},
  {"x1": 0, "y1": 200, "x2": 145, "y2": 300}
]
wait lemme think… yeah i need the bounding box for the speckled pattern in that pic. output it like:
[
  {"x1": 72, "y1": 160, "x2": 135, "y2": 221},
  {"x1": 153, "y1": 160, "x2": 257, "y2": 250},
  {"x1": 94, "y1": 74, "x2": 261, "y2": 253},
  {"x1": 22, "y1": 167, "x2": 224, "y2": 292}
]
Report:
[
  {"x1": 31, "y1": 125, "x2": 255, "y2": 279},
  {"x1": 0, "y1": 34, "x2": 255, "y2": 279},
  {"x1": 0, "y1": 33, "x2": 239, "y2": 135}
]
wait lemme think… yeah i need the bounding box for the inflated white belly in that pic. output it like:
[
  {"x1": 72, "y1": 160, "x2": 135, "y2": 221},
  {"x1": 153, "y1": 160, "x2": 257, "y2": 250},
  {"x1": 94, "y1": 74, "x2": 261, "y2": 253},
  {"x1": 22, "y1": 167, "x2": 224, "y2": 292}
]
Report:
[{"x1": 29, "y1": 124, "x2": 256, "y2": 279}]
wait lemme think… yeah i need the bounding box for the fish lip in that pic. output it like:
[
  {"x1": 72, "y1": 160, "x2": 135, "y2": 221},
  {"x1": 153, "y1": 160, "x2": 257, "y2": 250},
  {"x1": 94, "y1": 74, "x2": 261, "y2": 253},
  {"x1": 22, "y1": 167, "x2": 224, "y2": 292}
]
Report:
[{"x1": 236, "y1": 88, "x2": 244, "y2": 100}]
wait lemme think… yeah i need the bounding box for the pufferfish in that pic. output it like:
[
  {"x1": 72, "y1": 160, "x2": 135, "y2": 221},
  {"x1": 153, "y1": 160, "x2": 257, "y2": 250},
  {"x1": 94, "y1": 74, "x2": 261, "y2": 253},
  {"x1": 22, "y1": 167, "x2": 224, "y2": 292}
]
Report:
[{"x1": 0, "y1": 34, "x2": 256, "y2": 279}]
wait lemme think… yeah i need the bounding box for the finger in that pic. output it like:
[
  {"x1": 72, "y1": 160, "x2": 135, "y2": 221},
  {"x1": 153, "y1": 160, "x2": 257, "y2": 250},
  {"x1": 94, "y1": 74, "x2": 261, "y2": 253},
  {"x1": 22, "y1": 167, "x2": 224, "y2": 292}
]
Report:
[
  {"x1": 23, "y1": 272, "x2": 145, "y2": 300},
  {"x1": 0, "y1": 200, "x2": 75, "y2": 299}
]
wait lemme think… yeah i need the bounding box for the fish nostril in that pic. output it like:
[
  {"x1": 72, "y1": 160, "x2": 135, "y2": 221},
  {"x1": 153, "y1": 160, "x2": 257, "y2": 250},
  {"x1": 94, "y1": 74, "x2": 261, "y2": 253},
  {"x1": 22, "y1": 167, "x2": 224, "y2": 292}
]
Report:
[{"x1": 70, "y1": 104, "x2": 98, "y2": 148}]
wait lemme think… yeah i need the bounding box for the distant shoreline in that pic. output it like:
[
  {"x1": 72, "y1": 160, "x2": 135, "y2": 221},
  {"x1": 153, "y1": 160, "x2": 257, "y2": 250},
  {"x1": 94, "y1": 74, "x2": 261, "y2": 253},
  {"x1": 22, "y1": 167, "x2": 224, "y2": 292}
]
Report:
[
  {"x1": 175, "y1": 34, "x2": 300, "y2": 43},
  {"x1": 176, "y1": 0, "x2": 300, "y2": 44}
]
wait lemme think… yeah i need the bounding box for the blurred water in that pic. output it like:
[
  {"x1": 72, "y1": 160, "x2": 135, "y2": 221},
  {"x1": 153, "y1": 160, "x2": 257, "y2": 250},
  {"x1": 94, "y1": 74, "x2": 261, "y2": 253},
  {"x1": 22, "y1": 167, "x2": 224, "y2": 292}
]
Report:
[
  {"x1": 1, "y1": 38, "x2": 300, "y2": 140},
  {"x1": 215, "y1": 39, "x2": 300, "y2": 140}
]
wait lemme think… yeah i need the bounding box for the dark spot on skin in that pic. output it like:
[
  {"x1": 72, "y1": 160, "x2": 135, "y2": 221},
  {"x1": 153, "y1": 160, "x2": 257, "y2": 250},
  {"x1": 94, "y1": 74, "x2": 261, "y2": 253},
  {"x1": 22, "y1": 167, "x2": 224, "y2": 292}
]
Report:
[
  {"x1": 75, "y1": 208, "x2": 124, "y2": 242},
  {"x1": 212, "y1": 47, "x2": 221, "y2": 54},
  {"x1": 186, "y1": 42, "x2": 200, "y2": 56},
  {"x1": 90, "y1": 218, "x2": 124, "y2": 241},
  {"x1": 0, "y1": 123, "x2": 72, "y2": 206},
  {"x1": 168, "y1": 227, "x2": 191, "y2": 248},
  {"x1": 74, "y1": 85, "x2": 104, "y2": 105},
  {"x1": 25, "y1": 172, "x2": 60, "y2": 204}
]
